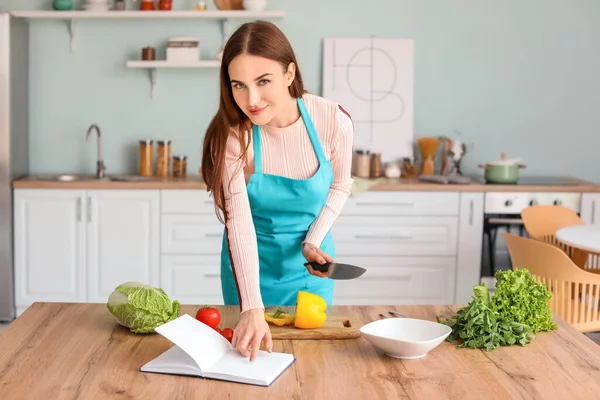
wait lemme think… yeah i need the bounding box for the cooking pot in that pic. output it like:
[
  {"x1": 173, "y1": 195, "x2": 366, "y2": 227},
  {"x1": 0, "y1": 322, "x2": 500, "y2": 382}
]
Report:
[{"x1": 478, "y1": 152, "x2": 526, "y2": 184}]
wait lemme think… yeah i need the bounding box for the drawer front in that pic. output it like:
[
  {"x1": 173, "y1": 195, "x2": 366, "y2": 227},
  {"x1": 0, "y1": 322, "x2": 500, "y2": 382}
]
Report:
[
  {"x1": 332, "y1": 256, "x2": 456, "y2": 305},
  {"x1": 161, "y1": 215, "x2": 223, "y2": 254},
  {"x1": 342, "y1": 192, "x2": 460, "y2": 216},
  {"x1": 331, "y1": 216, "x2": 458, "y2": 256},
  {"x1": 161, "y1": 255, "x2": 223, "y2": 305},
  {"x1": 161, "y1": 190, "x2": 215, "y2": 214}
]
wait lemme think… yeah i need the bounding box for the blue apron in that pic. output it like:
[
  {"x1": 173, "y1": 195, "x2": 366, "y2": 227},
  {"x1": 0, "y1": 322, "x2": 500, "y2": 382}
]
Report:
[{"x1": 220, "y1": 97, "x2": 335, "y2": 308}]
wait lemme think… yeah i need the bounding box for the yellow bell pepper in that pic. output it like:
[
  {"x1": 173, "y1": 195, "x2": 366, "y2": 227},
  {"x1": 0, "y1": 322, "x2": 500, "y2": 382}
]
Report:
[
  {"x1": 264, "y1": 308, "x2": 295, "y2": 327},
  {"x1": 294, "y1": 290, "x2": 327, "y2": 329}
]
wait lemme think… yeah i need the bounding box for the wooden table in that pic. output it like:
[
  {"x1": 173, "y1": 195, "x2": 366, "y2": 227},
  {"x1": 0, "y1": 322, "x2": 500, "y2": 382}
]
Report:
[
  {"x1": 2, "y1": 303, "x2": 600, "y2": 399},
  {"x1": 556, "y1": 225, "x2": 600, "y2": 254}
]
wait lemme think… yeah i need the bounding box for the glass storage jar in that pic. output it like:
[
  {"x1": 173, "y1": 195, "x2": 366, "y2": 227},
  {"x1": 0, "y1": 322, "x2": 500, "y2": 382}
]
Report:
[
  {"x1": 172, "y1": 155, "x2": 187, "y2": 178},
  {"x1": 156, "y1": 140, "x2": 171, "y2": 177},
  {"x1": 138, "y1": 140, "x2": 153, "y2": 177}
]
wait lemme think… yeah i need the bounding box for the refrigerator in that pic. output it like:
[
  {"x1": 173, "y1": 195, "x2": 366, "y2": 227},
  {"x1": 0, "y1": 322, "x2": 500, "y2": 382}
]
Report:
[{"x1": 0, "y1": 12, "x2": 29, "y2": 322}]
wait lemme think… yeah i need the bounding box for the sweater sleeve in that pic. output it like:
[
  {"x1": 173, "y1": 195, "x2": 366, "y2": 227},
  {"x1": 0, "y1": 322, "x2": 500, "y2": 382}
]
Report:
[
  {"x1": 222, "y1": 129, "x2": 264, "y2": 313},
  {"x1": 303, "y1": 105, "x2": 354, "y2": 247}
]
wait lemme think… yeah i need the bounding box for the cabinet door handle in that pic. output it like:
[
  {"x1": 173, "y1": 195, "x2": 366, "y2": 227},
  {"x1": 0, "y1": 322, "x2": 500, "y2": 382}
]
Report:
[
  {"x1": 87, "y1": 197, "x2": 92, "y2": 222},
  {"x1": 592, "y1": 202, "x2": 596, "y2": 224},
  {"x1": 76, "y1": 197, "x2": 82, "y2": 222},
  {"x1": 203, "y1": 273, "x2": 220, "y2": 279},
  {"x1": 355, "y1": 234, "x2": 412, "y2": 240},
  {"x1": 204, "y1": 233, "x2": 222, "y2": 238},
  {"x1": 469, "y1": 199, "x2": 474, "y2": 225},
  {"x1": 356, "y1": 202, "x2": 414, "y2": 207},
  {"x1": 358, "y1": 274, "x2": 412, "y2": 281}
]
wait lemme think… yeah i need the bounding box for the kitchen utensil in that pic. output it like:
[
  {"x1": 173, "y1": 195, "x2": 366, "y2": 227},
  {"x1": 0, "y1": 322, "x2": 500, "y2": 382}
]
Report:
[
  {"x1": 478, "y1": 152, "x2": 526, "y2": 184},
  {"x1": 417, "y1": 137, "x2": 440, "y2": 176},
  {"x1": 418, "y1": 174, "x2": 472, "y2": 185},
  {"x1": 449, "y1": 139, "x2": 467, "y2": 175},
  {"x1": 353, "y1": 149, "x2": 370, "y2": 178},
  {"x1": 172, "y1": 155, "x2": 187, "y2": 178},
  {"x1": 369, "y1": 153, "x2": 383, "y2": 178},
  {"x1": 401, "y1": 157, "x2": 417, "y2": 179},
  {"x1": 304, "y1": 261, "x2": 366, "y2": 280},
  {"x1": 243, "y1": 0, "x2": 267, "y2": 11},
  {"x1": 142, "y1": 46, "x2": 156, "y2": 61},
  {"x1": 268, "y1": 310, "x2": 362, "y2": 340},
  {"x1": 389, "y1": 311, "x2": 407, "y2": 318},
  {"x1": 215, "y1": 0, "x2": 243, "y2": 9},
  {"x1": 53, "y1": 0, "x2": 74, "y2": 10},
  {"x1": 440, "y1": 136, "x2": 453, "y2": 175},
  {"x1": 360, "y1": 317, "x2": 451, "y2": 359},
  {"x1": 138, "y1": 140, "x2": 153, "y2": 177},
  {"x1": 384, "y1": 162, "x2": 401, "y2": 178}
]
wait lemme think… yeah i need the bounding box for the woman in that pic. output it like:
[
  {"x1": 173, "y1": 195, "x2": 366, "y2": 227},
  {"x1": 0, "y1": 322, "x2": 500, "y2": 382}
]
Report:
[{"x1": 201, "y1": 20, "x2": 354, "y2": 362}]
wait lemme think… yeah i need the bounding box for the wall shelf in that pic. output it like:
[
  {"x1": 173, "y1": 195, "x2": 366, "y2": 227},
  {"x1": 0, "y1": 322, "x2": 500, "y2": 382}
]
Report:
[
  {"x1": 10, "y1": 10, "x2": 285, "y2": 19},
  {"x1": 10, "y1": 10, "x2": 285, "y2": 52},
  {"x1": 126, "y1": 60, "x2": 221, "y2": 100}
]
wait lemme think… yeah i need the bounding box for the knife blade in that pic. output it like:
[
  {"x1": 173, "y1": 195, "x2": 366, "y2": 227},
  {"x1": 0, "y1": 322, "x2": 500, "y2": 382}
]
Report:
[{"x1": 303, "y1": 261, "x2": 366, "y2": 280}]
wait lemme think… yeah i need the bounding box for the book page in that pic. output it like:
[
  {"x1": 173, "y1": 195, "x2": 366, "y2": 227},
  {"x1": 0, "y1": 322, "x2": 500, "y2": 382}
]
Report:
[
  {"x1": 154, "y1": 314, "x2": 232, "y2": 372},
  {"x1": 205, "y1": 348, "x2": 295, "y2": 386},
  {"x1": 140, "y1": 345, "x2": 203, "y2": 377}
]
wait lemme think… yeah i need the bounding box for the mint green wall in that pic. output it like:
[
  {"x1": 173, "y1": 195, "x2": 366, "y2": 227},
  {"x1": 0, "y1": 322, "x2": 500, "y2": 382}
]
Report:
[{"x1": 2, "y1": 0, "x2": 599, "y2": 181}]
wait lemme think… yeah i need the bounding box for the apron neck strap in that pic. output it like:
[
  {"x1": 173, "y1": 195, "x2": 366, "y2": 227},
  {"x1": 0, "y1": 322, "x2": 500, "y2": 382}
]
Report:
[
  {"x1": 297, "y1": 97, "x2": 327, "y2": 165},
  {"x1": 252, "y1": 124, "x2": 263, "y2": 174},
  {"x1": 251, "y1": 96, "x2": 327, "y2": 175}
]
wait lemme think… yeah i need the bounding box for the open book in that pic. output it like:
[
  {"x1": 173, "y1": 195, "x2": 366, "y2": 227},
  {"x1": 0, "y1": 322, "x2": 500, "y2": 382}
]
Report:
[{"x1": 140, "y1": 314, "x2": 296, "y2": 387}]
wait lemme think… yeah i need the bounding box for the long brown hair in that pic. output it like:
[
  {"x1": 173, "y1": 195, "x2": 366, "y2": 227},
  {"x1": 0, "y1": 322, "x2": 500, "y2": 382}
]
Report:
[{"x1": 201, "y1": 20, "x2": 306, "y2": 222}]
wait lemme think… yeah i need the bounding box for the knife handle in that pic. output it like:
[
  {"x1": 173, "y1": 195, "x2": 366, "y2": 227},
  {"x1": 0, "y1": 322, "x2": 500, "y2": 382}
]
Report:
[{"x1": 304, "y1": 261, "x2": 330, "y2": 273}]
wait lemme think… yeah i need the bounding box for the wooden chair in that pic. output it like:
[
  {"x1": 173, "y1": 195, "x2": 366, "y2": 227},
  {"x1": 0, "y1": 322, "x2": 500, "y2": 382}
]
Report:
[
  {"x1": 503, "y1": 233, "x2": 600, "y2": 333},
  {"x1": 521, "y1": 205, "x2": 599, "y2": 272}
]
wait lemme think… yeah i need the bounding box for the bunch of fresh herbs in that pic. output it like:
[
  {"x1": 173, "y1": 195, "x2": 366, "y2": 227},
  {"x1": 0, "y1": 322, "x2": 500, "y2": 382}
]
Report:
[{"x1": 438, "y1": 268, "x2": 557, "y2": 351}]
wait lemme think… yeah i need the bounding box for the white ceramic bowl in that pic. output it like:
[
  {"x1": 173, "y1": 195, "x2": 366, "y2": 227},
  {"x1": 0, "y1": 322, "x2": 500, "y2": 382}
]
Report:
[
  {"x1": 360, "y1": 318, "x2": 452, "y2": 359},
  {"x1": 243, "y1": 0, "x2": 267, "y2": 11}
]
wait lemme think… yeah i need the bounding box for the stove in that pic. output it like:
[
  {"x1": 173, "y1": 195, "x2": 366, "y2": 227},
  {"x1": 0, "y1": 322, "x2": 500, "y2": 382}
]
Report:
[
  {"x1": 475, "y1": 175, "x2": 583, "y2": 278},
  {"x1": 464, "y1": 175, "x2": 583, "y2": 214},
  {"x1": 469, "y1": 175, "x2": 580, "y2": 187}
]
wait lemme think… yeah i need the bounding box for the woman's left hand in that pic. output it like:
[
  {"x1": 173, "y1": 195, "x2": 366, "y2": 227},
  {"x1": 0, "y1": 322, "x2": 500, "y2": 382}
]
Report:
[{"x1": 302, "y1": 243, "x2": 334, "y2": 278}]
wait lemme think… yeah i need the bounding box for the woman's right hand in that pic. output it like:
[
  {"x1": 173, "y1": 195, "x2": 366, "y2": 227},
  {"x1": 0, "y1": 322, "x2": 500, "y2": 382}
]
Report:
[{"x1": 232, "y1": 308, "x2": 273, "y2": 361}]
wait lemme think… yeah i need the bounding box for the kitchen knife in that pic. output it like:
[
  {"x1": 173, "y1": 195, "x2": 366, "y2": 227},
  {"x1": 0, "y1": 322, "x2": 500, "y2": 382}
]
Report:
[{"x1": 304, "y1": 261, "x2": 366, "y2": 280}]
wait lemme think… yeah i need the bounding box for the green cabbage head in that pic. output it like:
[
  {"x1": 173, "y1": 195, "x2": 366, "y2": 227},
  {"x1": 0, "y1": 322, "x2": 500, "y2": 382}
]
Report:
[{"x1": 106, "y1": 281, "x2": 180, "y2": 334}]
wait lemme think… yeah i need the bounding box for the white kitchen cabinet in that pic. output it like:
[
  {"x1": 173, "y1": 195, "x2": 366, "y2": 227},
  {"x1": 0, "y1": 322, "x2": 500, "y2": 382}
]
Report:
[
  {"x1": 332, "y1": 191, "x2": 464, "y2": 306},
  {"x1": 161, "y1": 255, "x2": 223, "y2": 306},
  {"x1": 160, "y1": 190, "x2": 224, "y2": 305},
  {"x1": 160, "y1": 190, "x2": 485, "y2": 307},
  {"x1": 581, "y1": 193, "x2": 600, "y2": 225},
  {"x1": 86, "y1": 190, "x2": 160, "y2": 303},
  {"x1": 13, "y1": 189, "x2": 160, "y2": 314},
  {"x1": 455, "y1": 192, "x2": 484, "y2": 305},
  {"x1": 13, "y1": 189, "x2": 87, "y2": 315}
]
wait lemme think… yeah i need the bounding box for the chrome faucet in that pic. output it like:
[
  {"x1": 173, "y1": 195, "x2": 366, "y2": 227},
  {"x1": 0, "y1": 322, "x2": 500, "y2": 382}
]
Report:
[{"x1": 86, "y1": 124, "x2": 106, "y2": 179}]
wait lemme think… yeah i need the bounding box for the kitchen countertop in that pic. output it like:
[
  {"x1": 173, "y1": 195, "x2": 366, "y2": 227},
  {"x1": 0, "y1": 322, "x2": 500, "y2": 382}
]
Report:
[
  {"x1": 1, "y1": 302, "x2": 600, "y2": 399},
  {"x1": 12, "y1": 174, "x2": 600, "y2": 192}
]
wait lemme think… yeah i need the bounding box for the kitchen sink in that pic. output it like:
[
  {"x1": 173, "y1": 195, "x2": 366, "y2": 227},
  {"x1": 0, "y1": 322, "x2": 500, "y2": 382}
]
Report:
[
  {"x1": 30, "y1": 174, "x2": 103, "y2": 181},
  {"x1": 28, "y1": 174, "x2": 154, "y2": 182}
]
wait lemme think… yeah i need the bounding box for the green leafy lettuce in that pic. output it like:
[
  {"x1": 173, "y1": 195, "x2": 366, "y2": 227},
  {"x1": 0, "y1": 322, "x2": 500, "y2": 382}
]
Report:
[
  {"x1": 438, "y1": 268, "x2": 557, "y2": 351},
  {"x1": 106, "y1": 281, "x2": 180, "y2": 334}
]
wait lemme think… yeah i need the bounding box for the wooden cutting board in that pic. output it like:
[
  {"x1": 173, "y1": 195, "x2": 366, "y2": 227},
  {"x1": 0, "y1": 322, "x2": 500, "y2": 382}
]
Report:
[{"x1": 268, "y1": 313, "x2": 363, "y2": 340}]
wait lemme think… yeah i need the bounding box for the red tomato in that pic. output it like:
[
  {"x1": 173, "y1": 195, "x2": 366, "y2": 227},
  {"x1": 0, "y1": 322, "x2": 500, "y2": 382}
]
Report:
[
  {"x1": 214, "y1": 327, "x2": 222, "y2": 334},
  {"x1": 195, "y1": 307, "x2": 220, "y2": 329},
  {"x1": 221, "y1": 327, "x2": 234, "y2": 343}
]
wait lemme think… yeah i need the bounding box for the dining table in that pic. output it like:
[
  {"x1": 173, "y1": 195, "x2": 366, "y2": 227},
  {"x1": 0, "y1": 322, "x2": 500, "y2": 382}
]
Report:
[
  {"x1": 556, "y1": 224, "x2": 600, "y2": 254},
  {"x1": 1, "y1": 302, "x2": 600, "y2": 399}
]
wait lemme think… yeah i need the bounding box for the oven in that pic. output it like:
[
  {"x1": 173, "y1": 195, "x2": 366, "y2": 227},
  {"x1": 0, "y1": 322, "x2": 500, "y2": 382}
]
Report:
[{"x1": 476, "y1": 178, "x2": 583, "y2": 278}]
